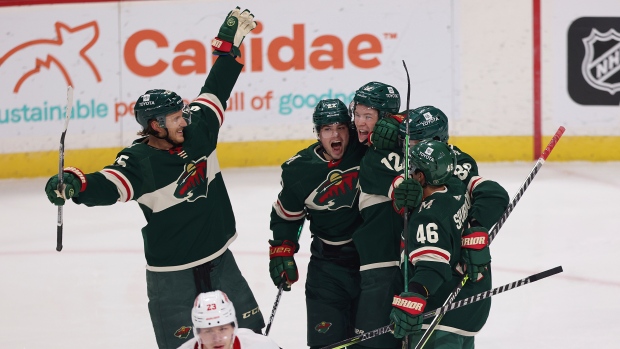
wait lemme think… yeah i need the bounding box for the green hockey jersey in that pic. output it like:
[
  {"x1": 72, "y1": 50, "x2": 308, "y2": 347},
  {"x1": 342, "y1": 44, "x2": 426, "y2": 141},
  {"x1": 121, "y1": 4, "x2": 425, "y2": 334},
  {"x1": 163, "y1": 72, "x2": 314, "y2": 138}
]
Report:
[
  {"x1": 406, "y1": 179, "x2": 491, "y2": 335},
  {"x1": 270, "y1": 135, "x2": 366, "y2": 245},
  {"x1": 451, "y1": 144, "x2": 509, "y2": 228},
  {"x1": 72, "y1": 55, "x2": 243, "y2": 271},
  {"x1": 354, "y1": 146, "x2": 405, "y2": 270}
]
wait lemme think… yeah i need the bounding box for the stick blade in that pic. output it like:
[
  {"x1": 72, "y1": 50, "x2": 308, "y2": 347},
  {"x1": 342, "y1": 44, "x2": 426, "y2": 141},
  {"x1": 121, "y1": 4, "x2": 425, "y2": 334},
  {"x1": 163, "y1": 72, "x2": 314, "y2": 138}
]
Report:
[{"x1": 529, "y1": 265, "x2": 563, "y2": 282}]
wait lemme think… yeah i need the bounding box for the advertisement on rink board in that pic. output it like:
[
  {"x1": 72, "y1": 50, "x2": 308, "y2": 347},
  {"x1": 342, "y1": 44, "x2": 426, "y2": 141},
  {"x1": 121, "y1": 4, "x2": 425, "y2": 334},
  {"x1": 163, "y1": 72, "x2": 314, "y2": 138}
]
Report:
[
  {"x1": 0, "y1": 0, "x2": 453, "y2": 154},
  {"x1": 2, "y1": 0, "x2": 620, "y2": 177}
]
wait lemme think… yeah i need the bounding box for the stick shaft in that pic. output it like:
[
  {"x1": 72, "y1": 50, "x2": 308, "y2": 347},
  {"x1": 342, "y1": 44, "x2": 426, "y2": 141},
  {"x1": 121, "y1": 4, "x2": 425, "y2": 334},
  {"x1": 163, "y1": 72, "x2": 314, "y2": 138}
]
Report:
[
  {"x1": 264, "y1": 281, "x2": 284, "y2": 336},
  {"x1": 265, "y1": 216, "x2": 305, "y2": 335},
  {"x1": 401, "y1": 59, "x2": 412, "y2": 349},
  {"x1": 56, "y1": 86, "x2": 73, "y2": 252}
]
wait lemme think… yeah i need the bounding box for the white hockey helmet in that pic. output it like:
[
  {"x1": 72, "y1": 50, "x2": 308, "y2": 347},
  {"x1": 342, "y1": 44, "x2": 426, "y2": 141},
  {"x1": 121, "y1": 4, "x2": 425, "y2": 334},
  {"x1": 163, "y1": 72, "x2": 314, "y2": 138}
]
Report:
[{"x1": 192, "y1": 290, "x2": 238, "y2": 329}]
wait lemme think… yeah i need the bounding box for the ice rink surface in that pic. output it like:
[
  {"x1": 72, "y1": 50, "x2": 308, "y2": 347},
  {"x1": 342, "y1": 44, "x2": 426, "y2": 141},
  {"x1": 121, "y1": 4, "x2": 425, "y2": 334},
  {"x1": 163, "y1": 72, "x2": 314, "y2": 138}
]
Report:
[{"x1": 1, "y1": 161, "x2": 619, "y2": 348}]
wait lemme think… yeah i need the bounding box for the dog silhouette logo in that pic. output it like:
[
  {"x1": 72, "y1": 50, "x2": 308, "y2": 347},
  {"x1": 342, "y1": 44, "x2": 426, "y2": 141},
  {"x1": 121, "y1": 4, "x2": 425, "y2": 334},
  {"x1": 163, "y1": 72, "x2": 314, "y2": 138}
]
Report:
[{"x1": 0, "y1": 21, "x2": 102, "y2": 94}]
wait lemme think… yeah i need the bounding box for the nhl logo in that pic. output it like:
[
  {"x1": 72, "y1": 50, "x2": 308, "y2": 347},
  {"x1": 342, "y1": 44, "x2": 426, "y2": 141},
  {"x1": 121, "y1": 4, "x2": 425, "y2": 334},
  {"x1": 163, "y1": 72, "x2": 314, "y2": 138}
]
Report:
[{"x1": 581, "y1": 28, "x2": 620, "y2": 95}]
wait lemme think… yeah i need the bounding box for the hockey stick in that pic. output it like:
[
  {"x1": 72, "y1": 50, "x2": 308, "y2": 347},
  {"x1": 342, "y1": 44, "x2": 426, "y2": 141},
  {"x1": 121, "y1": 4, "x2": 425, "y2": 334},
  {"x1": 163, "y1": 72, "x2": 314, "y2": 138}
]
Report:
[
  {"x1": 264, "y1": 280, "x2": 285, "y2": 336},
  {"x1": 319, "y1": 266, "x2": 563, "y2": 349},
  {"x1": 56, "y1": 85, "x2": 73, "y2": 252},
  {"x1": 401, "y1": 60, "x2": 412, "y2": 289},
  {"x1": 413, "y1": 125, "x2": 566, "y2": 349},
  {"x1": 264, "y1": 215, "x2": 306, "y2": 335},
  {"x1": 401, "y1": 60, "x2": 412, "y2": 349}
]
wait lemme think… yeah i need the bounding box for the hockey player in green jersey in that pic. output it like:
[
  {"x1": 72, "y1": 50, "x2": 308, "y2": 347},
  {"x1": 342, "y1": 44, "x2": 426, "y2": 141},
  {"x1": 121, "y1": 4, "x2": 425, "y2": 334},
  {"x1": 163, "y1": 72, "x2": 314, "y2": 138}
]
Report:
[
  {"x1": 44, "y1": 7, "x2": 264, "y2": 349},
  {"x1": 390, "y1": 140, "x2": 491, "y2": 349},
  {"x1": 374, "y1": 105, "x2": 509, "y2": 282},
  {"x1": 351, "y1": 81, "x2": 404, "y2": 349},
  {"x1": 269, "y1": 98, "x2": 366, "y2": 349}
]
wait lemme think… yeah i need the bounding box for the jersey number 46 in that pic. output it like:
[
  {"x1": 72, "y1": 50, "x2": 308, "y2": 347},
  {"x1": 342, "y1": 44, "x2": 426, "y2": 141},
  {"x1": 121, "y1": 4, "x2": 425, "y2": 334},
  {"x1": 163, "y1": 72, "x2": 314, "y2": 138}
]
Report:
[{"x1": 416, "y1": 223, "x2": 439, "y2": 244}]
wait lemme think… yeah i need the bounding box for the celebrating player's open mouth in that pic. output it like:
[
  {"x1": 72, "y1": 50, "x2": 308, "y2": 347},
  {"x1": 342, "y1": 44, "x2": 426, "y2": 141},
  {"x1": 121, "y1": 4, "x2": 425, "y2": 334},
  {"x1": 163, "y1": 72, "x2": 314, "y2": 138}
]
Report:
[
  {"x1": 319, "y1": 122, "x2": 349, "y2": 160},
  {"x1": 357, "y1": 128, "x2": 369, "y2": 143},
  {"x1": 330, "y1": 140, "x2": 343, "y2": 157}
]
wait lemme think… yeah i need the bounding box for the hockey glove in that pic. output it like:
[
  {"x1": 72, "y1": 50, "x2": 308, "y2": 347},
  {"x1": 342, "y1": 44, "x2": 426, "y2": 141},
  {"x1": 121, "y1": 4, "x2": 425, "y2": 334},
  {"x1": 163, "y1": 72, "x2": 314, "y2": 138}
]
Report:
[
  {"x1": 212, "y1": 7, "x2": 257, "y2": 57},
  {"x1": 393, "y1": 177, "x2": 423, "y2": 214},
  {"x1": 369, "y1": 115, "x2": 401, "y2": 150},
  {"x1": 268, "y1": 239, "x2": 299, "y2": 291},
  {"x1": 460, "y1": 226, "x2": 491, "y2": 282},
  {"x1": 390, "y1": 292, "x2": 427, "y2": 338},
  {"x1": 44, "y1": 167, "x2": 87, "y2": 206}
]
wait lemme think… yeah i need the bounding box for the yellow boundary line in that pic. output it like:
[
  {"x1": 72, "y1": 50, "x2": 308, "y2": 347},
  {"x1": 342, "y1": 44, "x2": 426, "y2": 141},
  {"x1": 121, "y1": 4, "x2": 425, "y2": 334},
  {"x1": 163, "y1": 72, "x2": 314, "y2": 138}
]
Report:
[{"x1": 1, "y1": 136, "x2": 618, "y2": 179}]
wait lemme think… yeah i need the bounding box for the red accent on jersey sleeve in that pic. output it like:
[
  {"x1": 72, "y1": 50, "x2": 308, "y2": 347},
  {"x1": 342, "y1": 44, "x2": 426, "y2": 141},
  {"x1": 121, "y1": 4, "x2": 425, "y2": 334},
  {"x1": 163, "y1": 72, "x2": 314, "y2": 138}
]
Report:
[
  {"x1": 275, "y1": 200, "x2": 305, "y2": 219},
  {"x1": 101, "y1": 169, "x2": 133, "y2": 202},
  {"x1": 409, "y1": 249, "x2": 450, "y2": 263},
  {"x1": 194, "y1": 96, "x2": 224, "y2": 126}
]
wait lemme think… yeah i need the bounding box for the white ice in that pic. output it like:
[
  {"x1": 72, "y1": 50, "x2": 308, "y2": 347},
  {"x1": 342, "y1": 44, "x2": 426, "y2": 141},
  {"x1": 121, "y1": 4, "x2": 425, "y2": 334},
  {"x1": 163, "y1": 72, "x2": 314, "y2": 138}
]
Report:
[{"x1": 1, "y1": 161, "x2": 619, "y2": 348}]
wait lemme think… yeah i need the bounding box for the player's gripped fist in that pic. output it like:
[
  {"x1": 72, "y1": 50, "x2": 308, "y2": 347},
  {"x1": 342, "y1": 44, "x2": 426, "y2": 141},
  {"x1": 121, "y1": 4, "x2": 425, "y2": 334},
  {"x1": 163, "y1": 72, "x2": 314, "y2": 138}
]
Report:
[
  {"x1": 44, "y1": 167, "x2": 87, "y2": 206},
  {"x1": 460, "y1": 226, "x2": 491, "y2": 282},
  {"x1": 389, "y1": 292, "x2": 427, "y2": 338},
  {"x1": 369, "y1": 114, "x2": 402, "y2": 150},
  {"x1": 392, "y1": 176, "x2": 423, "y2": 214},
  {"x1": 212, "y1": 6, "x2": 257, "y2": 57},
  {"x1": 268, "y1": 239, "x2": 299, "y2": 291}
]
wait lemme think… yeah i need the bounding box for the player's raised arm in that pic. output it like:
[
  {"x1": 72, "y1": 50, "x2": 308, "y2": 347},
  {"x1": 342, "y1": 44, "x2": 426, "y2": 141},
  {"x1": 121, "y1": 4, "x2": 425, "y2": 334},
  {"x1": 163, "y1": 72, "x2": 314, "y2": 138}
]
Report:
[{"x1": 190, "y1": 7, "x2": 257, "y2": 132}]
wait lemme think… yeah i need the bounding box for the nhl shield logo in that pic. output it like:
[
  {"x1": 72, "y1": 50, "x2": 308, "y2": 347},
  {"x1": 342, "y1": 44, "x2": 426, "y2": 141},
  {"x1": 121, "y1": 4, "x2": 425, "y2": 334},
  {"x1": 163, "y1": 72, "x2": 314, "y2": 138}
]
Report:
[{"x1": 581, "y1": 28, "x2": 620, "y2": 95}]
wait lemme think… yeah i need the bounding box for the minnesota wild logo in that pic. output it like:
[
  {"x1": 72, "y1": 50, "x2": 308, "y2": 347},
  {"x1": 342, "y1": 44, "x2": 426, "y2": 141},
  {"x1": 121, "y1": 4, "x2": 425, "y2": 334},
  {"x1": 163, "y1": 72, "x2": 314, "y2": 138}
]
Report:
[
  {"x1": 174, "y1": 156, "x2": 208, "y2": 201},
  {"x1": 315, "y1": 321, "x2": 332, "y2": 333},
  {"x1": 173, "y1": 326, "x2": 192, "y2": 339},
  {"x1": 306, "y1": 167, "x2": 359, "y2": 211}
]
